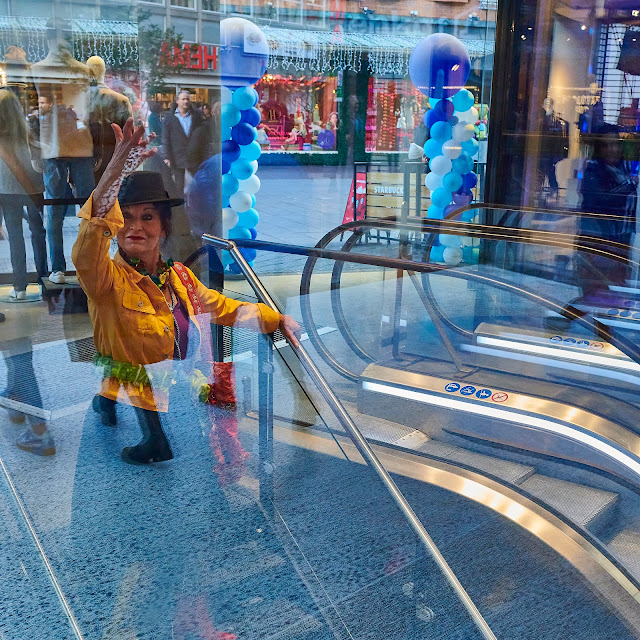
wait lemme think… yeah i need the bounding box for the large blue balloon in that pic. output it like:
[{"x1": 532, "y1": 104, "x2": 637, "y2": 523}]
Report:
[
  {"x1": 427, "y1": 205, "x2": 444, "y2": 219},
  {"x1": 220, "y1": 18, "x2": 269, "y2": 88},
  {"x1": 423, "y1": 138, "x2": 442, "y2": 159},
  {"x1": 222, "y1": 140, "x2": 241, "y2": 163},
  {"x1": 442, "y1": 172, "x2": 463, "y2": 192},
  {"x1": 409, "y1": 33, "x2": 471, "y2": 99},
  {"x1": 239, "y1": 247, "x2": 257, "y2": 262},
  {"x1": 430, "y1": 121, "x2": 453, "y2": 141},
  {"x1": 222, "y1": 173, "x2": 239, "y2": 197},
  {"x1": 233, "y1": 86, "x2": 259, "y2": 111},
  {"x1": 222, "y1": 158, "x2": 231, "y2": 175},
  {"x1": 249, "y1": 227, "x2": 258, "y2": 239},
  {"x1": 241, "y1": 107, "x2": 262, "y2": 127},
  {"x1": 232, "y1": 122, "x2": 257, "y2": 146},
  {"x1": 240, "y1": 140, "x2": 262, "y2": 161},
  {"x1": 452, "y1": 153, "x2": 474, "y2": 175}
]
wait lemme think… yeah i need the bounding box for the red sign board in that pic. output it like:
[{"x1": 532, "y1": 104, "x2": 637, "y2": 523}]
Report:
[
  {"x1": 161, "y1": 43, "x2": 217, "y2": 71},
  {"x1": 343, "y1": 172, "x2": 367, "y2": 224}
]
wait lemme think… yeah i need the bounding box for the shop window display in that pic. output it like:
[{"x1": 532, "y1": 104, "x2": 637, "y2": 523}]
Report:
[{"x1": 254, "y1": 73, "x2": 338, "y2": 152}]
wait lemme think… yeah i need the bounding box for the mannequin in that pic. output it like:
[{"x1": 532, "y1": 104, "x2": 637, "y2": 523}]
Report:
[
  {"x1": 31, "y1": 19, "x2": 95, "y2": 285},
  {"x1": 86, "y1": 55, "x2": 133, "y2": 182}
]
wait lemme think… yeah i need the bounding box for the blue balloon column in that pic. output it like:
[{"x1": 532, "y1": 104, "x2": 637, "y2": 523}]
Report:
[
  {"x1": 409, "y1": 33, "x2": 480, "y2": 266},
  {"x1": 219, "y1": 17, "x2": 268, "y2": 273}
]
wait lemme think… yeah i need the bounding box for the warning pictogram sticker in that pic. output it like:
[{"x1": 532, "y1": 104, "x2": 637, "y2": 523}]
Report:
[{"x1": 491, "y1": 392, "x2": 509, "y2": 403}]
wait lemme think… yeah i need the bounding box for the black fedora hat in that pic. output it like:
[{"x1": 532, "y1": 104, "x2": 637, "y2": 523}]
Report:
[{"x1": 118, "y1": 171, "x2": 184, "y2": 208}]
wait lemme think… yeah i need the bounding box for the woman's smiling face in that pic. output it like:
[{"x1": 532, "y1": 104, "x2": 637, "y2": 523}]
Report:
[{"x1": 117, "y1": 203, "x2": 165, "y2": 258}]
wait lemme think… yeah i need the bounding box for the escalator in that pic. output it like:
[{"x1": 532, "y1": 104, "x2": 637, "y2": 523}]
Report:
[{"x1": 206, "y1": 211, "x2": 640, "y2": 637}]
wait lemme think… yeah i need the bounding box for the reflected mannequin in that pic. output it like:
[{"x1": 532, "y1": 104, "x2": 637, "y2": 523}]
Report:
[{"x1": 31, "y1": 19, "x2": 95, "y2": 285}]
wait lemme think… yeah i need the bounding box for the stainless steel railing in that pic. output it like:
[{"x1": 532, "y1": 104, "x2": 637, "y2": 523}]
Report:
[{"x1": 202, "y1": 233, "x2": 498, "y2": 640}]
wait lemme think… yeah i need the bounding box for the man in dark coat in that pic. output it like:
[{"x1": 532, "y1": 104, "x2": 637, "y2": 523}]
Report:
[{"x1": 162, "y1": 90, "x2": 207, "y2": 197}]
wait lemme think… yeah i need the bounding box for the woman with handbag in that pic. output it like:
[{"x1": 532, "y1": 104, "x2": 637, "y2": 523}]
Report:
[{"x1": 72, "y1": 117, "x2": 300, "y2": 466}]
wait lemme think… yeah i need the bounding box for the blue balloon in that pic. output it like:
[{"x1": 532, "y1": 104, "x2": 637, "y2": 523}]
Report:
[
  {"x1": 452, "y1": 153, "x2": 474, "y2": 175},
  {"x1": 233, "y1": 86, "x2": 259, "y2": 110},
  {"x1": 408, "y1": 33, "x2": 471, "y2": 99},
  {"x1": 238, "y1": 208, "x2": 259, "y2": 228},
  {"x1": 452, "y1": 89, "x2": 475, "y2": 112},
  {"x1": 229, "y1": 225, "x2": 252, "y2": 240},
  {"x1": 221, "y1": 103, "x2": 241, "y2": 128},
  {"x1": 240, "y1": 107, "x2": 262, "y2": 127},
  {"x1": 442, "y1": 172, "x2": 463, "y2": 192},
  {"x1": 427, "y1": 205, "x2": 444, "y2": 219},
  {"x1": 426, "y1": 108, "x2": 446, "y2": 128},
  {"x1": 222, "y1": 158, "x2": 231, "y2": 175},
  {"x1": 239, "y1": 247, "x2": 257, "y2": 262},
  {"x1": 231, "y1": 122, "x2": 257, "y2": 146},
  {"x1": 239, "y1": 140, "x2": 262, "y2": 161},
  {"x1": 249, "y1": 227, "x2": 258, "y2": 239},
  {"x1": 428, "y1": 97, "x2": 441, "y2": 108},
  {"x1": 227, "y1": 262, "x2": 242, "y2": 274},
  {"x1": 222, "y1": 251, "x2": 234, "y2": 267},
  {"x1": 453, "y1": 189, "x2": 473, "y2": 206},
  {"x1": 222, "y1": 140, "x2": 241, "y2": 163},
  {"x1": 434, "y1": 99, "x2": 454, "y2": 118},
  {"x1": 443, "y1": 203, "x2": 459, "y2": 216},
  {"x1": 423, "y1": 138, "x2": 443, "y2": 159},
  {"x1": 221, "y1": 126, "x2": 232, "y2": 141},
  {"x1": 222, "y1": 173, "x2": 239, "y2": 197},
  {"x1": 448, "y1": 116, "x2": 459, "y2": 127},
  {"x1": 461, "y1": 209, "x2": 477, "y2": 222},
  {"x1": 462, "y1": 172, "x2": 478, "y2": 190},
  {"x1": 431, "y1": 187, "x2": 452, "y2": 209},
  {"x1": 461, "y1": 138, "x2": 479, "y2": 157},
  {"x1": 430, "y1": 245, "x2": 445, "y2": 262},
  {"x1": 223, "y1": 196, "x2": 230, "y2": 208},
  {"x1": 429, "y1": 121, "x2": 453, "y2": 141},
  {"x1": 220, "y1": 18, "x2": 269, "y2": 88},
  {"x1": 231, "y1": 158, "x2": 256, "y2": 180},
  {"x1": 250, "y1": 194, "x2": 256, "y2": 208}
]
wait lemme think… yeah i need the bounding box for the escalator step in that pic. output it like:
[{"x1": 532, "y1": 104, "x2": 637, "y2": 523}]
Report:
[
  {"x1": 519, "y1": 475, "x2": 618, "y2": 531},
  {"x1": 608, "y1": 530, "x2": 640, "y2": 581},
  {"x1": 417, "y1": 440, "x2": 536, "y2": 486}
]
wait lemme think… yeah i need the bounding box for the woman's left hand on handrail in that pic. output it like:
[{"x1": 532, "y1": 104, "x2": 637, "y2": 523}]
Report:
[{"x1": 278, "y1": 314, "x2": 302, "y2": 348}]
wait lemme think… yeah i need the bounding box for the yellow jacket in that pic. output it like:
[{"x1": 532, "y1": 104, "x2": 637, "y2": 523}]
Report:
[{"x1": 71, "y1": 196, "x2": 280, "y2": 412}]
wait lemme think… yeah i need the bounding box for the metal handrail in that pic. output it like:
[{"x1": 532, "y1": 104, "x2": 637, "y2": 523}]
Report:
[{"x1": 202, "y1": 233, "x2": 498, "y2": 640}]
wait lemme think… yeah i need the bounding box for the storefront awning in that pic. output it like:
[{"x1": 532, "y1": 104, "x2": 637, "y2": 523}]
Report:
[{"x1": 261, "y1": 25, "x2": 494, "y2": 75}]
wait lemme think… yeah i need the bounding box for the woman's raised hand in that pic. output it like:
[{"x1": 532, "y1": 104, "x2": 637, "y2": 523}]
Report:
[{"x1": 92, "y1": 118, "x2": 158, "y2": 218}]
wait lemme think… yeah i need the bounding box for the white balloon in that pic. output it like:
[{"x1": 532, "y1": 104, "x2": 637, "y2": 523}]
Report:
[
  {"x1": 238, "y1": 174, "x2": 261, "y2": 195},
  {"x1": 439, "y1": 234, "x2": 462, "y2": 248},
  {"x1": 453, "y1": 123, "x2": 475, "y2": 142},
  {"x1": 456, "y1": 107, "x2": 479, "y2": 125},
  {"x1": 442, "y1": 139, "x2": 462, "y2": 159},
  {"x1": 229, "y1": 191, "x2": 253, "y2": 213},
  {"x1": 443, "y1": 247, "x2": 463, "y2": 266},
  {"x1": 429, "y1": 155, "x2": 452, "y2": 176},
  {"x1": 424, "y1": 172, "x2": 443, "y2": 191},
  {"x1": 249, "y1": 160, "x2": 258, "y2": 174},
  {"x1": 222, "y1": 207, "x2": 239, "y2": 235}
]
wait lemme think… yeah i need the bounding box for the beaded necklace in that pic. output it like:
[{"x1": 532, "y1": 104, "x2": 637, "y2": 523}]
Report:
[{"x1": 124, "y1": 253, "x2": 174, "y2": 288}]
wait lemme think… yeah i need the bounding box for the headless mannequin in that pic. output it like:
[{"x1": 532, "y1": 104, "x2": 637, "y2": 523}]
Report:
[
  {"x1": 86, "y1": 56, "x2": 133, "y2": 183},
  {"x1": 31, "y1": 20, "x2": 95, "y2": 279}
]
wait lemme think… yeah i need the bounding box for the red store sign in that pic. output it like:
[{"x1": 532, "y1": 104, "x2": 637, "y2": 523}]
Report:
[{"x1": 161, "y1": 43, "x2": 218, "y2": 71}]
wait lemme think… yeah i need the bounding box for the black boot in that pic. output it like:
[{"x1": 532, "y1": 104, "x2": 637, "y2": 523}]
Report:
[
  {"x1": 92, "y1": 394, "x2": 117, "y2": 426},
  {"x1": 121, "y1": 407, "x2": 173, "y2": 465}
]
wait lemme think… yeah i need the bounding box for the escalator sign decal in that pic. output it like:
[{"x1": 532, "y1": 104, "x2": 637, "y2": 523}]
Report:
[
  {"x1": 460, "y1": 386, "x2": 477, "y2": 396},
  {"x1": 443, "y1": 383, "x2": 509, "y2": 403},
  {"x1": 445, "y1": 383, "x2": 461, "y2": 393},
  {"x1": 491, "y1": 392, "x2": 509, "y2": 403},
  {"x1": 476, "y1": 388, "x2": 492, "y2": 399}
]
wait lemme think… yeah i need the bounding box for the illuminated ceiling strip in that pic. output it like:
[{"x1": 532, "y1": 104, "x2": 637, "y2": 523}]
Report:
[
  {"x1": 362, "y1": 380, "x2": 640, "y2": 478},
  {"x1": 476, "y1": 336, "x2": 640, "y2": 372},
  {"x1": 462, "y1": 344, "x2": 640, "y2": 387}
]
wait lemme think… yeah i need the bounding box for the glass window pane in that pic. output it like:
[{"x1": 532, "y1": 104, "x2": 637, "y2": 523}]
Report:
[
  {"x1": 171, "y1": 16, "x2": 196, "y2": 41},
  {"x1": 201, "y1": 20, "x2": 218, "y2": 43}
]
